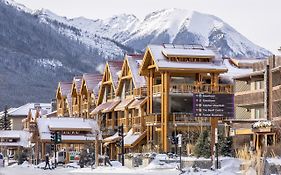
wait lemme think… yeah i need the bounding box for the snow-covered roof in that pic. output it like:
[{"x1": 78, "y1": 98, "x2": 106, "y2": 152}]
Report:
[
  {"x1": 146, "y1": 44, "x2": 227, "y2": 71},
  {"x1": 220, "y1": 59, "x2": 253, "y2": 83},
  {"x1": 72, "y1": 76, "x2": 83, "y2": 94},
  {"x1": 114, "y1": 99, "x2": 134, "y2": 111},
  {"x1": 103, "y1": 132, "x2": 120, "y2": 143},
  {"x1": 126, "y1": 55, "x2": 146, "y2": 88},
  {"x1": 58, "y1": 82, "x2": 72, "y2": 97},
  {"x1": 91, "y1": 100, "x2": 120, "y2": 115},
  {"x1": 107, "y1": 61, "x2": 123, "y2": 88},
  {"x1": 82, "y1": 73, "x2": 103, "y2": 98},
  {"x1": 128, "y1": 98, "x2": 147, "y2": 109},
  {"x1": 5, "y1": 103, "x2": 51, "y2": 117},
  {"x1": 37, "y1": 117, "x2": 101, "y2": 141},
  {"x1": 124, "y1": 129, "x2": 146, "y2": 147},
  {"x1": 0, "y1": 130, "x2": 31, "y2": 148}
]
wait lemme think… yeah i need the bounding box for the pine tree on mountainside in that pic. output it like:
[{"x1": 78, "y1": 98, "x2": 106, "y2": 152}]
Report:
[{"x1": 194, "y1": 130, "x2": 211, "y2": 158}]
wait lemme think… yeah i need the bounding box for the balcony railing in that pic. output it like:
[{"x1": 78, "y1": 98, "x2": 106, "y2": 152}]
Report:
[
  {"x1": 152, "y1": 85, "x2": 162, "y2": 94},
  {"x1": 73, "y1": 104, "x2": 79, "y2": 113},
  {"x1": 152, "y1": 83, "x2": 233, "y2": 95},
  {"x1": 82, "y1": 101, "x2": 88, "y2": 111},
  {"x1": 106, "y1": 119, "x2": 113, "y2": 128},
  {"x1": 133, "y1": 87, "x2": 147, "y2": 97},
  {"x1": 119, "y1": 118, "x2": 126, "y2": 126},
  {"x1": 145, "y1": 114, "x2": 161, "y2": 125},
  {"x1": 57, "y1": 108, "x2": 63, "y2": 115},
  {"x1": 235, "y1": 90, "x2": 264, "y2": 107}
]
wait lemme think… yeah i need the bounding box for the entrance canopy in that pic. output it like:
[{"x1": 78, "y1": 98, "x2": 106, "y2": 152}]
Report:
[{"x1": 37, "y1": 117, "x2": 101, "y2": 143}]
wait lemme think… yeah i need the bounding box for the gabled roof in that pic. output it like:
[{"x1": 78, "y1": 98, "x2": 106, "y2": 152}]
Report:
[
  {"x1": 140, "y1": 44, "x2": 227, "y2": 74},
  {"x1": 126, "y1": 55, "x2": 146, "y2": 88},
  {"x1": 5, "y1": 103, "x2": 51, "y2": 117},
  {"x1": 81, "y1": 73, "x2": 103, "y2": 98},
  {"x1": 107, "y1": 61, "x2": 123, "y2": 89},
  {"x1": 71, "y1": 76, "x2": 83, "y2": 95},
  {"x1": 57, "y1": 82, "x2": 72, "y2": 98}
]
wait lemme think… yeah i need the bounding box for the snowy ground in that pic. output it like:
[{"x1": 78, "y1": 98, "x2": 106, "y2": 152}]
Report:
[{"x1": 0, "y1": 157, "x2": 242, "y2": 175}]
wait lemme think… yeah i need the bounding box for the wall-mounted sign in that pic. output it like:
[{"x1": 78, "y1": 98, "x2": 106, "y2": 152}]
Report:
[{"x1": 193, "y1": 93, "x2": 234, "y2": 118}]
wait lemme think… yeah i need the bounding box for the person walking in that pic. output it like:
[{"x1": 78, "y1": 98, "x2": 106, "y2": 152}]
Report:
[{"x1": 44, "y1": 153, "x2": 51, "y2": 170}]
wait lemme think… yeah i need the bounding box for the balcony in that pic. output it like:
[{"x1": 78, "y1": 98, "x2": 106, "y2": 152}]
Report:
[
  {"x1": 57, "y1": 108, "x2": 63, "y2": 116},
  {"x1": 119, "y1": 118, "x2": 126, "y2": 126},
  {"x1": 152, "y1": 83, "x2": 233, "y2": 95},
  {"x1": 73, "y1": 104, "x2": 79, "y2": 113},
  {"x1": 145, "y1": 114, "x2": 161, "y2": 125},
  {"x1": 133, "y1": 87, "x2": 147, "y2": 97},
  {"x1": 82, "y1": 101, "x2": 88, "y2": 111},
  {"x1": 106, "y1": 119, "x2": 113, "y2": 128},
  {"x1": 235, "y1": 89, "x2": 264, "y2": 107}
]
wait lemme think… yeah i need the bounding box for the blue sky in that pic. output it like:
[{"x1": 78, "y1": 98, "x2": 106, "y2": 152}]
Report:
[{"x1": 14, "y1": 0, "x2": 281, "y2": 54}]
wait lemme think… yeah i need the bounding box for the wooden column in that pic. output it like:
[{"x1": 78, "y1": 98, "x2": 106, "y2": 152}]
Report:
[
  {"x1": 149, "y1": 70, "x2": 153, "y2": 114},
  {"x1": 161, "y1": 72, "x2": 170, "y2": 152},
  {"x1": 125, "y1": 109, "x2": 129, "y2": 133},
  {"x1": 140, "y1": 108, "x2": 144, "y2": 133},
  {"x1": 95, "y1": 132, "x2": 99, "y2": 167},
  {"x1": 210, "y1": 73, "x2": 219, "y2": 158},
  {"x1": 42, "y1": 142, "x2": 46, "y2": 161}
]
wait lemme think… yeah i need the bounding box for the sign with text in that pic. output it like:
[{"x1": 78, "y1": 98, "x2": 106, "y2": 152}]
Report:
[{"x1": 193, "y1": 93, "x2": 234, "y2": 118}]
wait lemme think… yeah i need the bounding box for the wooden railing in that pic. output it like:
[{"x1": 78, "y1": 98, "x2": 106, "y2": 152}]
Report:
[
  {"x1": 57, "y1": 108, "x2": 63, "y2": 116},
  {"x1": 235, "y1": 90, "x2": 264, "y2": 106},
  {"x1": 152, "y1": 85, "x2": 162, "y2": 94},
  {"x1": 133, "y1": 87, "x2": 147, "y2": 97},
  {"x1": 106, "y1": 119, "x2": 113, "y2": 128},
  {"x1": 125, "y1": 89, "x2": 134, "y2": 96},
  {"x1": 73, "y1": 104, "x2": 79, "y2": 113},
  {"x1": 119, "y1": 118, "x2": 126, "y2": 126},
  {"x1": 152, "y1": 83, "x2": 233, "y2": 95},
  {"x1": 145, "y1": 114, "x2": 161, "y2": 125},
  {"x1": 170, "y1": 113, "x2": 194, "y2": 123}
]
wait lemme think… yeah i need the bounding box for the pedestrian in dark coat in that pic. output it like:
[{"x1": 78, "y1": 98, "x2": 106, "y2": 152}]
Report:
[{"x1": 44, "y1": 153, "x2": 51, "y2": 170}]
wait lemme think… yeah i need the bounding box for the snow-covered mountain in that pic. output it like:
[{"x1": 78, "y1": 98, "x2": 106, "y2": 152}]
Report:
[{"x1": 32, "y1": 8, "x2": 271, "y2": 59}]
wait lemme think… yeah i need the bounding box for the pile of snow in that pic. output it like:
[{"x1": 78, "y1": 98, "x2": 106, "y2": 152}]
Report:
[
  {"x1": 252, "y1": 120, "x2": 272, "y2": 129},
  {"x1": 267, "y1": 157, "x2": 281, "y2": 165},
  {"x1": 20, "y1": 161, "x2": 32, "y2": 168},
  {"x1": 65, "y1": 162, "x2": 80, "y2": 168},
  {"x1": 145, "y1": 154, "x2": 178, "y2": 170}
]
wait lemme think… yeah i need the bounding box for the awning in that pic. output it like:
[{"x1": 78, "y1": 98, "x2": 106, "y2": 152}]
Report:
[
  {"x1": 128, "y1": 97, "x2": 147, "y2": 109},
  {"x1": 91, "y1": 100, "x2": 120, "y2": 115},
  {"x1": 114, "y1": 99, "x2": 134, "y2": 111},
  {"x1": 103, "y1": 132, "x2": 121, "y2": 146},
  {"x1": 124, "y1": 129, "x2": 146, "y2": 148}
]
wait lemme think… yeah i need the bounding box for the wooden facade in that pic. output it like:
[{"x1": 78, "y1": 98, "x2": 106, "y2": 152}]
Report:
[
  {"x1": 56, "y1": 82, "x2": 72, "y2": 117},
  {"x1": 232, "y1": 55, "x2": 281, "y2": 150},
  {"x1": 80, "y1": 74, "x2": 103, "y2": 119},
  {"x1": 71, "y1": 76, "x2": 83, "y2": 117},
  {"x1": 139, "y1": 44, "x2": 232, "y2": 152}
]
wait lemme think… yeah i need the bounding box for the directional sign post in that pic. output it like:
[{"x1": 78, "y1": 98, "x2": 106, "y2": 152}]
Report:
[{"x1": 193, "y1": 93, "x2": 234, "y2": 118}]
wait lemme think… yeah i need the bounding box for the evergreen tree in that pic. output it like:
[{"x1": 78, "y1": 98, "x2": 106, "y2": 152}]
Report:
[
  {"x1": 194, "y1": 130, "x2": 211, "y2": 158},
  {"x1": 220, "y1": 136, "x2": 233, "y2": 157},
  {"x1": 0, "y1": 106, "x2": 11, "y2": 130}
]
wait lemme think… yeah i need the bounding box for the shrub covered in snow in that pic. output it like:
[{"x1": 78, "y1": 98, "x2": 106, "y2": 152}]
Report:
[
  {"x1": 252, "y1": 121, "x2": 272, "y2": 129},
  {"x1": 194, "y1": 130, "x2": 211, "y2": 158}
]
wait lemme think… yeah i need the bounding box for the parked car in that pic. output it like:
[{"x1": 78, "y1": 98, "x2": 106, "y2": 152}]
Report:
[{"x1": 0, "y1": 153, "x2": 4, "y2": 167}]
